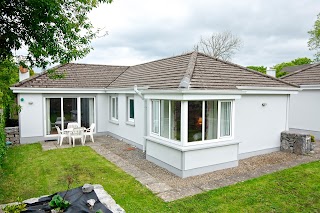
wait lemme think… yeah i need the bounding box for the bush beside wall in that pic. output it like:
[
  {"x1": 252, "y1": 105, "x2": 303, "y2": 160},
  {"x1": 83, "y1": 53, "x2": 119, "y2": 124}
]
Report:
[{"x1": 0, "y1": 114, "x2": 7, "y2": 168}]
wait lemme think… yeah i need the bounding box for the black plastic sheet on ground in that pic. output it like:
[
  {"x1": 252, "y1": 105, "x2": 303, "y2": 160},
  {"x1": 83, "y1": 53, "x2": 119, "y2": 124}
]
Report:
[{"x1": 24, "y1": 186, "x2": 112, "y2": 213}]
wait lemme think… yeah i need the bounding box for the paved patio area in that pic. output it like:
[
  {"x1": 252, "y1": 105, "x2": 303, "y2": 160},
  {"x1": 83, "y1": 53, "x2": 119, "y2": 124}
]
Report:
[{"x1": 42, "y1": 136, "x2": 320, "y2": 202}]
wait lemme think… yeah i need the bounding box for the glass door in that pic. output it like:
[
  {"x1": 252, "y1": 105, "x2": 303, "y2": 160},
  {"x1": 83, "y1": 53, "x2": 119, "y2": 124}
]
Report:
[
  {"x1": 46, "y1": 98, "x2": 61, "y2": 135},
  {"x1": 63, "y1": 98, "x2": 78, "y2": 129},
  {"x1": 81, "y1": 98, "x2": 94, "y2": 128}
]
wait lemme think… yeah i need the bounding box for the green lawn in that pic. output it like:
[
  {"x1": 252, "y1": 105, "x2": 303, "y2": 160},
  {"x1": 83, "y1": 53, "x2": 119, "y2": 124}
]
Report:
[{"x1": 0, "y1": 144, "x2": 319, "y2": 212}]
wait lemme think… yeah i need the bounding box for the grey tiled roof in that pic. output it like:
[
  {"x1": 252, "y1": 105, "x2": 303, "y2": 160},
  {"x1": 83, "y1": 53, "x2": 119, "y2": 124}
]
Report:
[
  {"x1": 281, "y1": 63, "x2": 320, "y2": 85},
  {"x1": 282, "y1": 64, "x2": 311, "y2": 73},
  {"x1": 13, "y1": 52, "x2": 297, "y2": 90},
  {"x1": 189, "y1": 53, "x2": 295, "y2": 89},
  {"x1": 15, "y1": 63, "x2": 129, "y2": 88}
]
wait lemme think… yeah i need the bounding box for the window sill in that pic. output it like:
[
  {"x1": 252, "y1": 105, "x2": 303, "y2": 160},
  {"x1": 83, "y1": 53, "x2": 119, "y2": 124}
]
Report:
[
  {"x1": 145, "y1": 136, "x2": 240, "y2": 152},
  {"x1": 126, "y1": 121, "x2": 135, "y2": 126},
  {"x1": 109, "y1": 119, "x2": 119, "y2": 125}
]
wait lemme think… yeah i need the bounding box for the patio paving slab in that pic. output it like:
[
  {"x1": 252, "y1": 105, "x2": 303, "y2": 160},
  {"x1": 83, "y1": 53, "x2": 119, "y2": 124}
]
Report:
[{"x1": 41, "y1": 136, "x2": 320, "y2": 202}]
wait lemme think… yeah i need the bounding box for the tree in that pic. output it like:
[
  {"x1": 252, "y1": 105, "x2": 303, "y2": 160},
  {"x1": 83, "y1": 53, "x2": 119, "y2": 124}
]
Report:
[
  {"x1": 0, "y1": 0, "x2": 112, "y2": 68},
  {"x1": 308, "y1": 13, "x2": 320, "y2": 62},
  {"x1": 0, "y1": 59, "x2": 19, "y2": 121},
  {"x1": 196, "y1": 31, "x2": 242, "y2": 61},
  {"x1": 246, "y1": 66, "x2": 267, "y2": 74},
  {"x1": 274, "y1": 57, "x2": 312, "y2": 78}
]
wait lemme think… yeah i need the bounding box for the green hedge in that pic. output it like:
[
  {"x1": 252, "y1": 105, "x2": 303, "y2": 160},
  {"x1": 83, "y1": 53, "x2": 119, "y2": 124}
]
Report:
[{"x1": 0, "y1": 113, "x2": 7, "y2": 168}]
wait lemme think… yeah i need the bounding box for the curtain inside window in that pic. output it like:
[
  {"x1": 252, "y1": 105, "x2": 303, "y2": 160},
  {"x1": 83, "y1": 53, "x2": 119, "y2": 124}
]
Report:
[
  {"x1": 205, "y1": 100, "x2": 218, "y2": 140},
  {"x1": 188, "y1": 101, "x2": 203, "y2": 142},
  {"x1": 160, "y1": 100, "x2": 169, "y2": 138},
  {"x1": 152, "y1": 101, "x2": 160, "y2": 134},
  {"x1": 220, "y1": 102, "x2": 231, "y2": 137},
  {"x1": 170, "y1": 101, "x2": 181, "y2": 141},
  {"x1": 81, "y1": 98, "x2": 94, "y2": 128}
]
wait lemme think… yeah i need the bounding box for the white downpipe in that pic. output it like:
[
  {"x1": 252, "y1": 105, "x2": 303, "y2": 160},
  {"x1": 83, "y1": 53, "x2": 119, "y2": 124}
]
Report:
[{"x1": 134, "y1": 85, "x2": 144, "y2": 99}]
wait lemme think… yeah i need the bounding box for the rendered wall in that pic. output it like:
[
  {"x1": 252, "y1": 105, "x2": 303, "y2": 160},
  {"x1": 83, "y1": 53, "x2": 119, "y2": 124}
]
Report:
[
  {"x1": 289, "y1": 90, "x2": 320, "y2": 135},
  {"x1": 106, "y1": 94, "x2": 146, "y2": 148},
  {"x1": 235, "y1": 94, "x2": 288, "y2": 157},
  {"x1": 19, "y1": 93, "x2": 44, "y2": 143}
]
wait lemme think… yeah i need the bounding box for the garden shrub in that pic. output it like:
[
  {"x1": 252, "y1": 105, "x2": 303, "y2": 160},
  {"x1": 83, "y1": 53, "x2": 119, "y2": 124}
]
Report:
[
  {"x1": 0, "y1": 113, "x2": 7, "y2": 168},
  {"x1": 311, "y1": 135, "x2": 315, "y2": 142}
]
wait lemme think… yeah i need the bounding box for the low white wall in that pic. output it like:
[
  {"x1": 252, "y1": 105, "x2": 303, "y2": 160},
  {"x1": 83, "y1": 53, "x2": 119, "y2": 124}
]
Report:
[
  {"x1": 19, "y1": 93, "x2": 44, "y2": 141},
  {"x1": 106, "y1": 94, "x2": 146, "y2": 148},
  {"x1": 235, "y1": 94, "x2": 288, "y2": 156},
  {"x1": 184, "y1": 144, "x2": 238, "y2": 170},
  {"x1": 289, "y1": 89, "x2": 320, "y2": 133}
]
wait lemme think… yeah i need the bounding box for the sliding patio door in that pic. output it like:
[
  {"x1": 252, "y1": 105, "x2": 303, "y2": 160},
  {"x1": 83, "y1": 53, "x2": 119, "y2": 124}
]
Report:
[
  {"x1": 46, "y1": 98, "x2": 61, "y2": 135},
  {"x1": 81, "y1": 98, "x2": 94, "y2": 128},
  {"x1": 45, "y1": 97, "x2": 95, "y2": 135}
]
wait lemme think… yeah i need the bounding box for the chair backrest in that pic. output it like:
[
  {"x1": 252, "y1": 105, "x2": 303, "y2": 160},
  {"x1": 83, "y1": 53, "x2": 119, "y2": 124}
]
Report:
[
  {"x1": 67, "y1": 122, "x2": 79, "y2": 129},
  {"x1": 89, "y1": 123, "x2": 96, "y2": 132},
  {"x1": 55, "y1": 126, "x2": 62, "y2": 135},
  {"x1": 71, "y1": 127, "x2": 85, "y2": 136}
]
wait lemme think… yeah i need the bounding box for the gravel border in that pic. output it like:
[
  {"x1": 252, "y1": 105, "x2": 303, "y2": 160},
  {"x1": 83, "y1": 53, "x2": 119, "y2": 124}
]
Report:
[{"x1": 42, "y1": 136, "x2": 320, "y2": 202}]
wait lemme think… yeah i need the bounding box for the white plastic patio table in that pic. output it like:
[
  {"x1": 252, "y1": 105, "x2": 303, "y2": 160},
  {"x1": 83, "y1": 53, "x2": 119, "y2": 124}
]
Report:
[{"x1": 63, "y1": 128, "x2": 74, "y2": 145}]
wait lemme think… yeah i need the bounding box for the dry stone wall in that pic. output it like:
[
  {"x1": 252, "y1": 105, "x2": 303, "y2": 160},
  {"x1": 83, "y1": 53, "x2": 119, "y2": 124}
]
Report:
[
  {"x1": 5, "y1": 126, "x2": 20, "y2": 145},
  {"x1": 281, "y1": 131, "x2": 315, "y2": 155}
]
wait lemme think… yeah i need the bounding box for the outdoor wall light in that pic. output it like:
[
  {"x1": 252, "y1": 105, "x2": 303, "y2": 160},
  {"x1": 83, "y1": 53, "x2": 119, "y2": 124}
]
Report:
[
  {"x1": 20, "y1": 98, "x2": 24, "y2": 102},
  {"x1": 28, "y1": 101, "x2": 33, "y2": 105},
  {"x1": 262, "y1": 103, "x2": 267, "y2": 107}
]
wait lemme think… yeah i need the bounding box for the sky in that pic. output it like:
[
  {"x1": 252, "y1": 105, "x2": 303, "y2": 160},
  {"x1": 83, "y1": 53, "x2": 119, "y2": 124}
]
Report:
[{"x1": 18, "y1": 0, "x2": 320, "y2": 70}]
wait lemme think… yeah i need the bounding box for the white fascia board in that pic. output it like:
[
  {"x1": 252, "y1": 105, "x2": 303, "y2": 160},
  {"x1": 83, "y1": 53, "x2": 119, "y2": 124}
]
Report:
[
  {"x1": 143, "y1": 89, "x2": 243, "y2": 100},
  {"x1": 104, "y1": 87, "x2": 148, "y2": 94},
  {"x1": 144, "y1": 93, "x2": 241, "y2": 100},
  {"x1": 10, "y1": 87, "x2": 106, "y2": 94},
  {"x1": 236, "y1": 86, "x2": 301, "y2": 94},
  {"x1": 142, "y1": 89, "x2": 244, "y2": 95},
  {"x1": 299, "y1": 85, "x2": 320, "y2": 90},
  {"x1": 10, "y1": 86, "x2": 149, "y2": 94}
]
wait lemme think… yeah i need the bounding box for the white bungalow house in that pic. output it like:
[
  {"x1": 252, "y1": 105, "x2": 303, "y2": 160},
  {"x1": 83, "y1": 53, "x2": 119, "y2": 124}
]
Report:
[
  {"x1": 11, "y1": 52, "x2": 299, "y2": 178},
  {"x1": 281, "y1": 63, "x2": 320, "y2": 139}
]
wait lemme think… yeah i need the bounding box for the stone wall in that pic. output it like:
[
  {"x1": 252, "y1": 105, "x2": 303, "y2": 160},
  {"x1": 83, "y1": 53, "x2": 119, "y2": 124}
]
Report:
[
  {"x1": 5, "y1": 126, "x2": 20, "y2": 145},
  {"x1": 281, "y1": 131, "x2": 315, "y2": 155}
]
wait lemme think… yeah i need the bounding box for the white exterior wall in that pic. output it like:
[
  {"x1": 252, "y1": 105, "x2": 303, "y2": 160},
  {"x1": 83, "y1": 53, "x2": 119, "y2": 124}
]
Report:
[
  {"x1": 289, "y1": 89, "x2": 320, "y2": 135},
  {"x1": 19, "y1": 93, "x2": 44, "y2": 142},
  {"x1": 105, "y1": 94, "x2": 146, "y2": 148},
  {"x1": 96, "y1": 94, "x2": 109, "y2": 133},
  {"x1": 235, "y1": 94, "x2": 289, "y2": 157}
]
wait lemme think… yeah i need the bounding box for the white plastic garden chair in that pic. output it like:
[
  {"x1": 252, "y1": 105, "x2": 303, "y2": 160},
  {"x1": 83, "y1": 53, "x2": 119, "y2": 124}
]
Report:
[
  {"x1": 55, "y1": 126, "x2": 69, "y2": 146},
  {"x1": 70, "y1": 127, "x2": 85, "y2": 147},
  {"x1": 84, "y1": 123, "x2": 95, "y2": 143}
]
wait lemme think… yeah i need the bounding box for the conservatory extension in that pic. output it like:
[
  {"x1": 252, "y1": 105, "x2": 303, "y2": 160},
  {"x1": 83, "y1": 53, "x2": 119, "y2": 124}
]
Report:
[{"x1": 145, "y1": 94, "x2": 239, "y2": 178}]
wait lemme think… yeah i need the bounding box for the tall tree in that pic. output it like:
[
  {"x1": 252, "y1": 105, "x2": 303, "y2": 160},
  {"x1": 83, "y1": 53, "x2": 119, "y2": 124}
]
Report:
[
  {"x1": 308, "y1": 13, "x2": 320, "y2": 62},
  {"x1": 274, "y1": 57, "x2": 312, "y2": 78},
  {"x1": 196, "y1": 31, "x2": 242, "y2": 61},
  {"x1": 246, "y1": 66, "x2": 267, "y2": 74},
  {"x1": 0, "y1": 0, "x2": 112, "y2": 68}
]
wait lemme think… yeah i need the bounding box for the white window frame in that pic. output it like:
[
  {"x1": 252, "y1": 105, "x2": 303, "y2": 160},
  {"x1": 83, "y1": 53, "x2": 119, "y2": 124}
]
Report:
[
  {"x1": 149, "y1": 99, "x2": 234, "y2": 146},
  {"x1": 187, "y1": 100, "x2": 234, "y2": 145},
  {"x1": 110, "y1": 96, "x2": 118, "y2": 121},
  {"x1": 44, "y1": 96, "x2": 96, "y2": 137},
  {"x1": 150, "y1": 100, "x2": 181, "y2": 143},
  {"x1": 127, "y1": 96, "x2": 135, "y2": 123}
]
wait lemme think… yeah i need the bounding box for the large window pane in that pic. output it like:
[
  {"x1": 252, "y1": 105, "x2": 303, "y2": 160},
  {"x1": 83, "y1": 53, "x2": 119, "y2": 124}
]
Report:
[
  {"x1": 220, "y1": 101, "x2": 232, "y2": 137},
  {"x1": 205, "y1": 100, "x2": 218, "y2": 140},
  {"x1": 63, "y1": 98, "x2": 78, "y2": 129},
  {"x1": 152, "y1": 100, "x2": 160, "y2": 134},
  {"x1": 188, "y1": 101, "x2": 203, "y2": 142},
  {"x1": 170, "y1": 101, "x2": 181, "y2": 141},
  {"x1": 46, "y1": 98, "x2": 61, "y2": 135},
  {"x1": 81, "y1": 98, "x2": 94, "y2": 128},
  {"x1": 160, "y1": 100, "x2": 169, "y2": 138}
]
